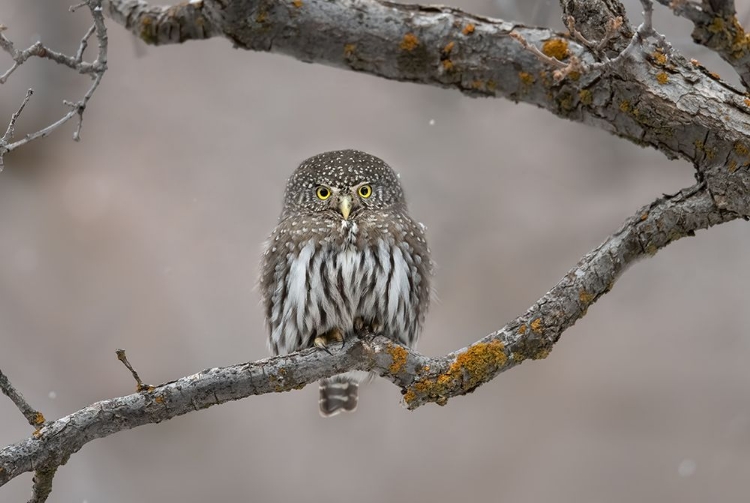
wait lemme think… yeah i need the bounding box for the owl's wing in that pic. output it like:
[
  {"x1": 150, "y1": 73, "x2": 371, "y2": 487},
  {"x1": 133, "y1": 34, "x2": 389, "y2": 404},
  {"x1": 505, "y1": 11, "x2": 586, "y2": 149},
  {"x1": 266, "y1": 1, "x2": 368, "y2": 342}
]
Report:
[{"x1": 259, "y1": 218, "x2": 293, "y2": 332}]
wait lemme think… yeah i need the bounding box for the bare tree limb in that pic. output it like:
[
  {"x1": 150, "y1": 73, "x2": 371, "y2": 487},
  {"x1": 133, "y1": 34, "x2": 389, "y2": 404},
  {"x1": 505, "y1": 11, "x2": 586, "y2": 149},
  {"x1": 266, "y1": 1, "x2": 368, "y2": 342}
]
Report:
[
  {"x1": 98, "y1": 0, "x2": 750, "y2": 218},
  {"x1": 0, "y1": 183, "x2": 739, "y2": 488},
  {"x1": 28, "y1": 467, "x2": 57, "y2": 503},
  {"x1": 0, "y1": 0, "x2": 108, "y2": 168},
  {"x1": 116, "y1": 349, "x2": 154, "y2": 392},
  {"x1": 655, "y1": 0, "x2": 750, "y2": 88},
  {"x1": 0, "y1": 369, "x2": 45, "y2": 428},
  {"x1": 0, "y1": 0, "x2": 747, "y2": 501},
  {"x1": 0, "y1": 369, "x2": 56, "y2": 502}
]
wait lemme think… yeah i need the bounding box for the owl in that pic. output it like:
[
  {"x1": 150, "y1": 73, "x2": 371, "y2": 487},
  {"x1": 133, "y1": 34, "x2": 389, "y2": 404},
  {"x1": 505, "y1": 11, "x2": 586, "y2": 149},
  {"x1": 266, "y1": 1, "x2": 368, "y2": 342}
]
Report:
[{"x1": 260, "y1": 150, "x2": 432, "y2": 416}]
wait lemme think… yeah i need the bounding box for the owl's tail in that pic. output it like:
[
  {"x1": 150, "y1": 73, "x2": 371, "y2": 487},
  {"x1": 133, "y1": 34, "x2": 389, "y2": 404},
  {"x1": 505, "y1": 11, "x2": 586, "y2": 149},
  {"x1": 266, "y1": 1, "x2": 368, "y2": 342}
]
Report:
[{"x1": 319, "y1": 375, "x2": 359, "y2": 417}]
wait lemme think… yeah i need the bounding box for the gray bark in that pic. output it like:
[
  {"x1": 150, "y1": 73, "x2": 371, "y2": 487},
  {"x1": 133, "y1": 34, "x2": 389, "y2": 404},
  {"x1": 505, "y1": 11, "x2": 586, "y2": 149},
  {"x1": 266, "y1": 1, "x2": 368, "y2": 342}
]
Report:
[
  {"x1": 0, "y1": 183, "x2": 739, "y2": 489},
  {"x1": 1, "y1": 0, "x2": 748, "y2": 500},
  {"x1": 101, "y1": 0, "x2": 750, "y2": 217}
]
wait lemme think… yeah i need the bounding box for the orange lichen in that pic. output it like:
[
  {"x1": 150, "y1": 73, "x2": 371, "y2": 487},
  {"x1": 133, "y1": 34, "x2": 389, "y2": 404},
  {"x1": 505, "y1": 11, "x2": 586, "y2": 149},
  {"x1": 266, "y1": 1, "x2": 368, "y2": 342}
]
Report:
[
  {"x1": 532, "y1": 347, "x2": 551, "y2": 360},
  {"x1": 619, "y1": 100, "x2": 630, "y2": 113},
  {"x1": 400, "y1": 33, "x2": 419, "y2": 51},
  {"x1": 471, "y1": 80, "x2": 484, "y2": 90},
  {"x1": 154, "y1": 396, "x2": 165, "y2": 404},
  {"x1": 734, "y1": 142, "x2": 749, "y2": 156},
  {"x1": 542, "y1": 39, "x2": 569, "y2": 60},
  {"x1": 728, "y1": 160, "x2": 739, "y2": 173},
  {"x1": 519, "y1": 71, "x2": 534, "y2": 86},
  {"x1": 578, "y1": 89, "x2": 592, "y2": 105},
  {"x1": 558, "y1": 94, "x2": 574, "y2": 111},
  {"x1": 139, "y1": 16, "x2": 157, "y2": 44},
  {"x1": 33, "y1": 429, "x2": 42, "y2": 438},
  {"x1": 640, "y1": 211, "x2": 649, "y2": 221},
  {"x1": 710, "y1": 71, "x2": 721, "y2": 80},
  {"x1": 512, "y1": 352, "x2": 527, "y2": 363},
  {"x1": 403, "y1": 340, "x2": 507, "y2": 406},
  {"x1": 656, "y1": 72, "x2": 669, "y2": 84},
  {"x1": 579, "y1": 290, "x2": 594, "y2": 305},
  {"x1": 388, "y1": 345, "x2": 408, "y2": 374},
  {"x1": 518, "y1": 324, "x2": 527, "y2": 335},
  {"x1": 462, "y1": 23, "x2": 475, "y2": 35},
  {"x1": 652, "y1": 51, "x2": 668, "y2": 65},
  {"x1": 744, "y1": 98, "x2": 750, "y2": 107},
  {"x1": 34, "y1": 412, "x2": 45, "y2": 425},
  {"x1": 403, "y1": 389, "x2": 417, "y2": 404},
  {"x1": 443, "y1": 41, "x2": 455, "y2": 53},
  {"x1": 256, "y1": 11, "x2": 268, "y2": 23},
  {"x1": 344, "y1": 44, "x2": 356, "y2": 57},
  {"x1": 442, "y1": 59, "x2": 454, "y2": 70},
  {"x1": 486, "y1": 80, "x2": 497, "y2": 92},
  {"x1": 530, "y1": 318, "x2": 543, "y2": 334},
  {"x1": 292, "y1": 0, "x2": 303, "y2": 7}
]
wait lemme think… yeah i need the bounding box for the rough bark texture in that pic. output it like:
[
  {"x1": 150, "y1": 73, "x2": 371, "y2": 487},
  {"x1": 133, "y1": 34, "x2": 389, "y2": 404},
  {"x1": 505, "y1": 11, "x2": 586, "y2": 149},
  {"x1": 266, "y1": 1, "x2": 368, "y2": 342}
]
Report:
[
  {"x1": 0, "y1": 183, "x2": 739, "y2": 488},
  {"x1": 100, "y1": 0, "x2": 750, "y2": 218},
  {"x1": 655, "y1": 0, "x2": 750, "y2": 89},
  {"x1": 1, "y1": 0, "x2": 749, "y2": 500}
]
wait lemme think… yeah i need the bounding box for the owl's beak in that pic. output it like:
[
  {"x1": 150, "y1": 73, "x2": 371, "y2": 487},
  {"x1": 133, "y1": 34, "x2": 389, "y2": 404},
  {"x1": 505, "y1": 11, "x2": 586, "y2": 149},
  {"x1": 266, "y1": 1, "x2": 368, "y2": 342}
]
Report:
[{"x1": 338, "y1": 195, "x2": 352, "y2": 220}]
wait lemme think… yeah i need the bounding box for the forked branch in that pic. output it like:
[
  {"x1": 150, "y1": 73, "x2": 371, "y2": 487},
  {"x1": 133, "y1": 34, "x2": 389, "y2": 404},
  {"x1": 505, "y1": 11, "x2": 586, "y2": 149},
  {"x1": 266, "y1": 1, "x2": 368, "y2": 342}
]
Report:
[
  {"x1": 0, "y1": 183, "x2": 739, "y2": 489},
  {"x1": 0, "y1": 0, "x2": 108, "y2": 168}
]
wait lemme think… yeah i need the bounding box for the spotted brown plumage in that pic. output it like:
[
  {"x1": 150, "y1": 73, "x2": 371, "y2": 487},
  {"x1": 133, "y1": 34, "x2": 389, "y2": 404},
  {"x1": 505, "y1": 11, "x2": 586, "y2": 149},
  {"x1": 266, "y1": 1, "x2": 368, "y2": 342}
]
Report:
[{"x1": 260, "y1": 150, "x2": 432, "y2": 416}]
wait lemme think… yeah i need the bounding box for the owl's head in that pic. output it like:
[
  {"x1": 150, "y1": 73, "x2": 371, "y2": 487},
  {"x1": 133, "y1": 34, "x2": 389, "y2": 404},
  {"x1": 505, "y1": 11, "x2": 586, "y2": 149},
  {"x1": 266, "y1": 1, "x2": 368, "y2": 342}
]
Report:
[{"x1": 281, "y1": 150, "x2": 406, "y2": 220}]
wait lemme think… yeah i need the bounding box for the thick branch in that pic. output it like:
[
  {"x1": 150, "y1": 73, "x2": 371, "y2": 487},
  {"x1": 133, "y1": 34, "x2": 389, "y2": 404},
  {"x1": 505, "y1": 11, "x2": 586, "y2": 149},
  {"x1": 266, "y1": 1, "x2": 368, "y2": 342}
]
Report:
[
  {"x1": 560, "y1": 0, "x2": 633, "y2": 54},
  {"x1": 0, "y1": 183, "x2": 738, "y2": 488},
  {"x1": 655, "y1": 0, "x2": 750, "y2": 88},
  {"x1": 100, "y1": 0, "x2": 750, "y2": 217}
]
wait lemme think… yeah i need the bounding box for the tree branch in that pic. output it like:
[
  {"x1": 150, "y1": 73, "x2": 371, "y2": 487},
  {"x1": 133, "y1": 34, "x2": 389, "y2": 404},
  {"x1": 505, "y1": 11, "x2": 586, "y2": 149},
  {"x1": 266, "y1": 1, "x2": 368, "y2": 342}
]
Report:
[
  {"x1": 655, "y1": 0, "x2": 750, "y2": 88},
  {"x1": 0, "y1": 370, "x2": 56, "y2": 502},
  {"x1": 0, "y1": 370, "x2": 45, "y2": 428},
  {"x1": 0, "y1": 0, "x2": 108, "y2": 169},
  {"x1": 0, "y1": 183, "x2": 739, "y2": 488},
  {"x1": 99, "y1": 0, "x2": 750, "y2": 218},
  {"x1": 28, "y1": 467, "x2": 57, "y2": 503}
]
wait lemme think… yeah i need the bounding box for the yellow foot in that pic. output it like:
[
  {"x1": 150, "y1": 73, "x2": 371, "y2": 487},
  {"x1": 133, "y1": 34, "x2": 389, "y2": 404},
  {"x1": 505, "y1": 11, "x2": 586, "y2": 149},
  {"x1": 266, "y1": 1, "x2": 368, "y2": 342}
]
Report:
[{"x1": 314, "y1": 327, "x2": 345, "y2": 354}]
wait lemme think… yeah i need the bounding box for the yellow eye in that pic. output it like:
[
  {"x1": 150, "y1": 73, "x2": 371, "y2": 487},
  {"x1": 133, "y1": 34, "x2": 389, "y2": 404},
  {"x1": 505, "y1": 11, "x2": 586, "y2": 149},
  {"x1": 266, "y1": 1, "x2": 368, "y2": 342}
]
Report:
[
  {"x1": 358, "y1": 184, "x2": 372, "y2": 198},
  {"x1": 316, "y1": 186, "x2": 331, "y2": 200}
]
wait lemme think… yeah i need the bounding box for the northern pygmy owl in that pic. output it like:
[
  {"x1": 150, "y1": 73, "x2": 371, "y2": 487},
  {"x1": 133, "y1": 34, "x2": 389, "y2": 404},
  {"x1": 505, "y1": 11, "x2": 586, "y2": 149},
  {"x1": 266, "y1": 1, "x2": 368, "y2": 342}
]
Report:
[{"x1": 260, "y1": 150, "x2": 432, "y2": 416}]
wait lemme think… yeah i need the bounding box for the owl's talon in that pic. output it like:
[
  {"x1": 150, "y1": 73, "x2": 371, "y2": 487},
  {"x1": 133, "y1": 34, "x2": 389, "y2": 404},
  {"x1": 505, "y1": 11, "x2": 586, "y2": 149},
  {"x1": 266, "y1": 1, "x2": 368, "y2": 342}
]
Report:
[
  {"x1": 370, "y1": 320, "x2": 383, "y2": 335},
  {"x1": 314, "y1": 337, "x2": 333, "y2": 355},
  {"x1": 314, "y1": 327, "x2": 345, "y2": 354},
  {"x1": 354, "y1": 317, "x2": 365, "y2": 332}
]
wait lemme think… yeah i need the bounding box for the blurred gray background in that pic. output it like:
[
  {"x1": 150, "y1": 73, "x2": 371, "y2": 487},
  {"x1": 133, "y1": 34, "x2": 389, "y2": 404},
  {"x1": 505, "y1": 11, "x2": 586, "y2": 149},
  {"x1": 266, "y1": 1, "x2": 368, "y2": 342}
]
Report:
[{"x1": 1, "y1": 0, "x2": 749, "y2": 502}]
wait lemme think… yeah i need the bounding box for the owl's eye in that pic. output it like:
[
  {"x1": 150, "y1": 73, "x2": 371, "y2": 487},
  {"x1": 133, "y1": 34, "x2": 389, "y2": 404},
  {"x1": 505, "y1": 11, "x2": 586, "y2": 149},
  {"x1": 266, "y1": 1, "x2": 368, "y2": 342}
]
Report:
[
  {"x1": 316, "y1": 186, "x2": 331, "y2": 200},
  {"x1": 358, "y1": 184, "x2": 372, "y2": 198}
]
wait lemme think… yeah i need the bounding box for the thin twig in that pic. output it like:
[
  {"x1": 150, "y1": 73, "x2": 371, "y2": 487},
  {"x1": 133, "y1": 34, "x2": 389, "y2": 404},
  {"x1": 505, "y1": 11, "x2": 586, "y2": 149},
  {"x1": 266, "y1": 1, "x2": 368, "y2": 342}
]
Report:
[
  {"x1": 75, "y1": 24, "x2": 97, "y2": 63},
  {"x1": 116, "y1": 349, "x2": 153, "y2": 392},
  {"x1": 1, "y1": 89, "x2": 33, "y2": 145},
  {"x1": 513, "y1": 0, "x2": 671, "y2": 80},
  {"x1": 0, "y1": 0, "x2": 107, "y2": 168},
  {"x1": 0, "y1": 369, "x2": 45, "y2": 428}
]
